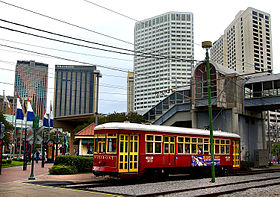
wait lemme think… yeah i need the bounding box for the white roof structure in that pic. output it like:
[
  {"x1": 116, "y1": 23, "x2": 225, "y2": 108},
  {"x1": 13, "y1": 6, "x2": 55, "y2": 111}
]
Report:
[{"x1": 95, "y1": 122, "x2": 240, "y2": 138}]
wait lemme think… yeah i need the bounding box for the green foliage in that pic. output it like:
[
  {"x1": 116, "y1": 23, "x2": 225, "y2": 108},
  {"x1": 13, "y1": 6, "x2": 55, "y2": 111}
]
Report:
[
  {"x1": 0, "y1": 112, "x2": 14, "y2": 146},
  {"x1": 49, "y1": 165, "x2": 78, "y2": 175},
  {"x1": 53, "y1": 155, "x2": 92, "y2": 173},
  {"x1": 73, "y1": 112, "x2": 145, "y2": 134},
  {"x1": 2, "y1": 159, "x2": 12, "y2": 164},
  {"x1": 271, "y1": 144, "x2": 280, "y2": 155}
]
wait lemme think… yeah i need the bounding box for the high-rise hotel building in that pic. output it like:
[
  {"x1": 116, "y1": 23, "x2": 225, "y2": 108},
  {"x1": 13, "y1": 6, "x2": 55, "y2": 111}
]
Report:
[
  {"x1": 54, "y1": 65, "x2": 100, "y2": 118},
  {"x1": 14, "y1": 60, "x2": 48, "y2": 119},
  {"x1": 134, "y1": 12, "x2": 194, "y2": 111},
  {"x1": 211, "y1": 7, "x2": 273, "y2": 74}
]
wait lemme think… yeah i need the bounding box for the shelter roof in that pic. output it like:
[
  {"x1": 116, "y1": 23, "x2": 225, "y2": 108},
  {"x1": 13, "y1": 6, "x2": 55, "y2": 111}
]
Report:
[{"x1": 75, "y1": 122, "x2": 95, "y2": 136}]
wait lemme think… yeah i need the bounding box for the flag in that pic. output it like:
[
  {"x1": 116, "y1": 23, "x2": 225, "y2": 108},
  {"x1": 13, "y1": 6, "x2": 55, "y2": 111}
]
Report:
[
  {"x1": 3, "y1": 90, "x2": 10, "y2": 108},
  {"x1": 43, "y1": 110, "x2": 49, "y2": 127},
  {"x1": 26, "y1": 98, "x2": 34, "y2": 121},
  {"x1": 16, "y1": 94, "x2": 24, "y2": 120},
  {"x1": 50, "y1": 103, "x2": 53, "y2": 127}
]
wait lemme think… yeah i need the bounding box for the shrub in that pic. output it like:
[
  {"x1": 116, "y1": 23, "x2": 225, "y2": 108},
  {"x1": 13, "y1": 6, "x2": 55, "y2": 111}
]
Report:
[
  {"x1": 54, "y1": 156, "x2": 93, "y2": 173},
  {"x1": 2, "y1": 159, "x2": 12, "y2": 164},
  {"x1": 49, "y1": 165, "x2": 78, "y2": 175}
]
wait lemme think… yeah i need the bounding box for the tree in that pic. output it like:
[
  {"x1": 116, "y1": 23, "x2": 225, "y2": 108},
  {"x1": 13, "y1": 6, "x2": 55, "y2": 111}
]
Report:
[
  {"x1": 73, "y1": 112, "x2": 145, "y2": 134},
  {"x1": 0, "y1": 112, "x2": 14, "y2": 147}
]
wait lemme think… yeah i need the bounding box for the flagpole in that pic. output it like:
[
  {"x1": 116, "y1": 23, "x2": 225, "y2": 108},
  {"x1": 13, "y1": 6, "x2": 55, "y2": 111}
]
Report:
[
  {"x1": 9, "y1": 93, "x2": 15, "y2": 160},
  {"x1": 23, "y1": 98, "x2": 28, "y2": 170},
  {"x1": 2, "y1": 90, "x2": 4, "y2": 113},
  {"x1": 12, "y1": 93, "x2": 17, "y2": 158}
]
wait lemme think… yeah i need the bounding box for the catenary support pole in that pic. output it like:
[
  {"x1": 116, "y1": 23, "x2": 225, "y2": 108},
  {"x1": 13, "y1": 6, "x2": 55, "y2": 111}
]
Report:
[{"x1": 202, "y1": 41, "x2": 215, "y2": 183}]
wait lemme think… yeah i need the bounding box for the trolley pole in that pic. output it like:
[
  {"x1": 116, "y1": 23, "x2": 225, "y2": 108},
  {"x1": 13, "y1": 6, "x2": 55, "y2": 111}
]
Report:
[{"x1": 202, "y1": 41, "x2": 215, "y2": 183}]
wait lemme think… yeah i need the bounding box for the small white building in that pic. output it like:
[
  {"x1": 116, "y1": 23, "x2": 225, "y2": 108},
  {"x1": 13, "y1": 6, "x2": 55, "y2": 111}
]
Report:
[{"x1": 74, "y1": 122, "x2": 95, "y2": 156}]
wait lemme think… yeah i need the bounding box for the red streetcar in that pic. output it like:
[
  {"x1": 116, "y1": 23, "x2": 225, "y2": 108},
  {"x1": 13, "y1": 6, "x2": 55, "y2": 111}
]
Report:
[{"x1": 92, "y1": 122, "x2": 240, "y2": 178}]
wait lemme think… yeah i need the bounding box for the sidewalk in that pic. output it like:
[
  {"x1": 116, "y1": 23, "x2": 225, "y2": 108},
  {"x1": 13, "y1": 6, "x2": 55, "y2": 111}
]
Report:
[
  {"x1": 0, "y1": 161, "x2": 53, "y2": 183},
  {"x1": 0, "y1": 161, "x2": 109, "y2": 197}
]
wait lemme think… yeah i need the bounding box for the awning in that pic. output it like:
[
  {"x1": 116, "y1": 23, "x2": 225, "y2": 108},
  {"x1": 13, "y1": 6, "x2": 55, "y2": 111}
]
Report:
[{"x1": 81, "y1": 139, "x2": 94, "y2": 145}]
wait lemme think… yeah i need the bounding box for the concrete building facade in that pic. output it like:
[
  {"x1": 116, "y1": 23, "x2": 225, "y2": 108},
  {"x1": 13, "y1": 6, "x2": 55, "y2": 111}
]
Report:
[
  {"x1": 54, "y1": 65, "x2": 98, "y2": 118},
  {"x1": 134, "y1": 11, "x2": 194, "y2": 112},
  {"x1": 14, "y1": 60, "x2": 48, "y2": 119},
  {"x1": 211, "y1": 7, "x2": 273, "y2": 74}
]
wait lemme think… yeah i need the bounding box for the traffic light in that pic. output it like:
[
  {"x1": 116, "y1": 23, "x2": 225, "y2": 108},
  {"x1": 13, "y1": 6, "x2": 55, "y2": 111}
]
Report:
[{"x1": 0, "y1": 122, "x2": 4, "y2": 139}]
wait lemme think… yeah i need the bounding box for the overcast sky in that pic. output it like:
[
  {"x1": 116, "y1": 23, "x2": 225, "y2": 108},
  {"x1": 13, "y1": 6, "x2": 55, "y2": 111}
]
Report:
[{"x1": 0, "y1": 0, "x2": 279, "y2": 114}]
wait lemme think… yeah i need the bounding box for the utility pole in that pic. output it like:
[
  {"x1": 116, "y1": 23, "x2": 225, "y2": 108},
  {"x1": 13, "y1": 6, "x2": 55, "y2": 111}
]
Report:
[
  {"x1": 202, "y1": 41, "x2": 215, "y2": 183},
  {"x1": 95, "y1": 71, "x2": 102, "y2": 126}
]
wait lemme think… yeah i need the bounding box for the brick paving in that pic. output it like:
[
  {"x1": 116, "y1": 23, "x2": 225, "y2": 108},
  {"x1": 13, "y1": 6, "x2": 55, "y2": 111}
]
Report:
[
  {"x1": 0, "y1": 161, "x2": 110, "y2": 197},
  {"x1": 0, "y1": 161, "x2": 53, "y2": 183}
]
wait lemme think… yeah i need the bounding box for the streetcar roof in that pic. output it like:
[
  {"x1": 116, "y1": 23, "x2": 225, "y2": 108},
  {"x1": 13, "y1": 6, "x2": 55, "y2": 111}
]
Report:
[{"x1": 94, "y1": 122, "x2": 240, "y2": 138}]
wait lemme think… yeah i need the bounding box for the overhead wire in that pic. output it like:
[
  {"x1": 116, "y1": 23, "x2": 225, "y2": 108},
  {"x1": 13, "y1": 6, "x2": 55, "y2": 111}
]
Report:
[
  {"x1": 0, "y1": 38, "x2": 132, "y2": 62},
  {"x1": 0, "y1": 0, "x2": 134, "y2": 46},
  {"x1": 0, "y1": 19, "x2": 196, "y2": 62},
  {"x1": 0, "y1": 43, "x2": 129, "y2": 72}
]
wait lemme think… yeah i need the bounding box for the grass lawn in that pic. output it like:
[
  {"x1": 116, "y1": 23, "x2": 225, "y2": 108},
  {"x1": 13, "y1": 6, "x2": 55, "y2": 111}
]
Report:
[{"x1": 2, "y1": 160, "x2": 30, "y2": 168}]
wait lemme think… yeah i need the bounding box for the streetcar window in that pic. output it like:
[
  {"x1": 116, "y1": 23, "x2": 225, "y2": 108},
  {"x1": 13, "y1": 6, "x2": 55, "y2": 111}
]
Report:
[
  {"x1": 198, "y1": 138, "x2": 203, "y2": 143},
  {"x1": 221, "y1": 145, "x2": 225, "y2": 154},
  {"x1": 145, "y1": 135, "x2": 162, "y2": 154},
  {"x1": 178, "y1": 137, "x2": 184, "y2": 142},
  {"x1": 226, "y1": 145, "x2": 230, "y2": 154},
  {"x1": 164, "y1": 136, "x2": 175, "y2": 154},
  {"x1": 204, "y1": 144, "x2": 209, "y2": 154},
  {"x1": 155, "y1": 142, "x2": 162, "y2": 153},
  {"x1": 204, "y1": 138, "x2": 209, "y2": 143},
  {"x1": 178, "y1": 143, "x2": 184, "y2": 153},
  {"x1": 215, "y1": 145, "x2": 219, "y2": 154},
  {"x1": 164, "y1": 143, "x2": 169, "y2": 153},
  {"x1": 185, "y1": 144, "x2": 190, "y2": 153},
  {"x1": 94, "y1": 138, "x2": 98, "y2": 153},
  {"x1": 146, "y1": 135, "x2": 153, "y2": 141},
  {"x1": 214, "y1": 139, "x2": 220, "y2": 154},
  {"x1": 177, "y1": 137, "x2": 184, "y2": 154},
  {"x1": 191, "y1": 144, "x2": 196, "y2": 154},
  {"x1": 106, "y1": 133, "x2": 117, "y2": 154},
  {"x1": 192, "y1": 138, "x2": 197, "y2": 143},
  {"x1": 185, "y1": 137, "x2": 190, "y2": 142},
  {"x1": 198, "y1": 144, "x2": 203, "y2": 154},
  {"x1": 98, "y1": 138, "x2": 105, "y2": 153}
]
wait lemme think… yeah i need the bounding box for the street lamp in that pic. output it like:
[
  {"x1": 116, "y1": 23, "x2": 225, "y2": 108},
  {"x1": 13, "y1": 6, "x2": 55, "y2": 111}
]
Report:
[{"x1": 202, "y1": 41, "x2": 215, "y2": 183}]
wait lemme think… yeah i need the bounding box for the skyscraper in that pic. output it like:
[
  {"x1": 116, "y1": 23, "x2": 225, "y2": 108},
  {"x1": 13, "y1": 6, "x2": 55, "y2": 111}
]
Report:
[
  {"x1": 14, "y1": 60, "x2": 48, "y2": 119},
  {"x1": 54, "y1": 65, "x2": 99, "y2": 118},
  {"x1": 211, "y1": 7, "x2": 273, "y2": 74},
  {"x1": 134, "y1": 12, "x2": 194, "y2": 112}
]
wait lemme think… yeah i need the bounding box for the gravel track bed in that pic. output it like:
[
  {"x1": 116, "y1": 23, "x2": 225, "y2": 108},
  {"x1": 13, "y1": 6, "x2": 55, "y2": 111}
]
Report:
[
  {"x1": 88, "y1": 172, "x2": 280, "y2": 196},
  {"x1": 220, "y1": 184, "x2": 280, "y2": 197}
]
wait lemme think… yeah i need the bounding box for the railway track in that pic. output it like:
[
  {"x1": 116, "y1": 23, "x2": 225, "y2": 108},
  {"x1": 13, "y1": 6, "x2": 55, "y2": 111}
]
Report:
[
  {"x1": 136, "y1": 175, "x2": 280, "y2": 197},
  {"x1": 30, "y1": 169, "x2": 280, "y2": 196}
]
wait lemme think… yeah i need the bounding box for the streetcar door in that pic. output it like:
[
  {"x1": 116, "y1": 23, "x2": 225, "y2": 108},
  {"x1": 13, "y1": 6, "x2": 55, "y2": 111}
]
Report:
[
  {"x1": 118, "y1": 134, "x2": 139, "y2": 173},
  {"x1": 129, "y1": 135, "x2": 139, "y2": 172},
  {"x1": 164, "y1": 136, "x2": 176, "y2": 165},
  {"x1": 232, "y1": 140, "x2": 240, "y2": 168}
]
